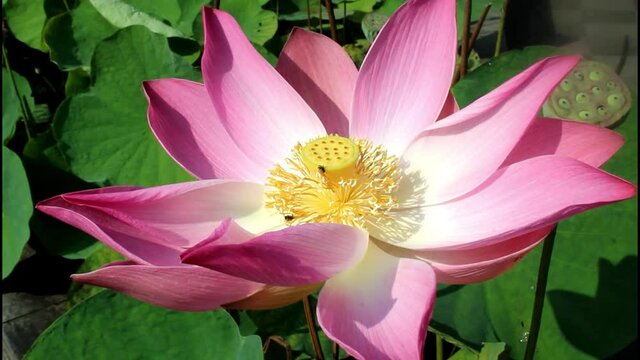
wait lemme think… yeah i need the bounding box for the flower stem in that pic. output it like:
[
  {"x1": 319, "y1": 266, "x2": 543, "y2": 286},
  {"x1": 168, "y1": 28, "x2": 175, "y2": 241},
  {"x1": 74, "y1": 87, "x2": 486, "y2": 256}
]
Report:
[
  {"x1": 436, "y1": 334, "x2": 443, "y2": 360},
  {"x1": 524, "y1": 225, "x2": 558, "y2": 360},
  {"x1": 303, "y1": 296, "x2": 325, "y2": 360},
  {"x1": 452, "y1": 0, "x2": 472, "y2": 85},
  {"x1": 263, "y1": 335, "x2": 292, "y2": 360},
  {"x1": 332, "y1": 341, "x2": 340, "y2": 360},
  {"x1": 213, "y1": 0, "x2": 220, "y2": 9},
  {"x1": 494, "y1": 0, "x2": 510, "y2": 57},
  {"x1": 467, "y1": 3, "x2": 491, "y2": 52},
  {"x1": 322, "y1": 0, "x2": 338, "y2": 42}
]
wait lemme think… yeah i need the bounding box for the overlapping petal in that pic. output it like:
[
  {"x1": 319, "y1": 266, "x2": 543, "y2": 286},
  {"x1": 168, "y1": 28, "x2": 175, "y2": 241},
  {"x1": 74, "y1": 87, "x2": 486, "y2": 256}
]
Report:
[
  {"x1": 350, "y1": 0, "x2": 457, "y2": 156},
  {"x1": 225, "y1": 283, "x2": 321, "y2": 310},
  {"x1": 201, "y1": 8, "x2": 325, "y2": 169},
  {"x1": 503, "y1": 117, "x2": 624, "y2": 168},
  {"x1": 401, "y1": 56, "x2": 581, "y2": 205},
  {"x1": 378, "y1": 226, "x2": 554, "y2": 284},
  {"x1": 36, "y1": 180, "x2": 281, "y2": 264},
  {"x1": 436, "y1": 92, "x2": 459, "y2": 120},
  {"x1": 276, "y1": 28, "x2": 357, "y2": 136},
  {"x1": 317, "y1": 243, "x2": 437, "y2": 360},
  {"x1": 182, "y1": 221, "x2": 369, "y2": 286},
  {"x1": 72, "y1": 261, "x2": 263, "y2": 311},
  {"x1": 144, "y1": 79, "x2": 267, "y2": 182},
  {"x1": 375, "y1": 155, "x2": 635, "y2": 250}
]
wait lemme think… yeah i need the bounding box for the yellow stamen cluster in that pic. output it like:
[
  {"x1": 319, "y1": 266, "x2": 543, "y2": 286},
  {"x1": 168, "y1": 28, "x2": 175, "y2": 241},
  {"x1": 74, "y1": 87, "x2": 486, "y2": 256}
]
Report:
[{"x1": 265, "y1": 135, "x2": 401, "y2": 230}]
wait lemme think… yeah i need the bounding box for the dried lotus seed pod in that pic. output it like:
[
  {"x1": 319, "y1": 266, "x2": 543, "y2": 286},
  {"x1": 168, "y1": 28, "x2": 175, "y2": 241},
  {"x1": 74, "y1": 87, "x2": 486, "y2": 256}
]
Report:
[{"x1": 542, "y1": 60, "x2": 631, "y2": 127}]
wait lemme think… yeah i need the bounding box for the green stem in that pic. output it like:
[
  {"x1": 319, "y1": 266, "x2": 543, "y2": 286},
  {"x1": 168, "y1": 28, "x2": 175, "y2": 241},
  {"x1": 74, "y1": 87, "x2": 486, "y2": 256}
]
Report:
[
  {"x1": 436, "y1": 334, "x2": 443, "y2": 360},
  {"x1": 524, "y1": 225, "x2": 558, "y2": 360},
  {"x1": 2, "y1": 44, "x2": 33, "y2": 139},
  {"x1": 494, "y1": 0, "x2": 510, "y2": 57},
  {"x1": 468, "y1": 3, "x2": 491, "y2": 52}
]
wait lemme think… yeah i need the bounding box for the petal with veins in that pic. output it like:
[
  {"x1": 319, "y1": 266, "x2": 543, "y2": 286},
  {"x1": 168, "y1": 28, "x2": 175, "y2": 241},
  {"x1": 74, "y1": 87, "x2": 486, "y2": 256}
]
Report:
[
  {"x1": 376, "y1": 225, "x2": 553, "y2": 284},
  {"x1": 201, "y1": 8, "x2": 325, "y2": 168},
  {"x1": 73, "y1": 261, "x2": 263, "y2": 312},
  {"x1": 374, "y1": 155, "x2": 635, "y2": 250},
  {"x1": 276, "y1": 28, "x2": 357, "y2": 136},
  {"x1": 144, "y1": 79, "x2": 268, "y2": 182},
  {"x1": 182, "y1": 222, "x2": 369, "y2": 286},
  {"x1": 402, "y1": 56, "x2": 581, "y2": 205},
  {"x1": 503, "y1": 117, "x2": 624, "y2": 168},
  {"x1": 37, "y1": 180, "x2": 281, "y2": 264},
  {"x1": 350, "y1": 0, "x2": 457, "y2": 156},
  {"x1": 317, "y1": 243, "x2": 436, "y2": 360}
]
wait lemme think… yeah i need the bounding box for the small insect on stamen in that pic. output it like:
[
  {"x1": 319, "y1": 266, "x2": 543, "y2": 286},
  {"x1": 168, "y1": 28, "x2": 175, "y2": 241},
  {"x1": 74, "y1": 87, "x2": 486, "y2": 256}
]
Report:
[
  {"x1": 284, "y1": 215, "x2": 295, "y2": 221},
  {"x1": 318, "y1": 165, "x2": 326, "y2": 174}
]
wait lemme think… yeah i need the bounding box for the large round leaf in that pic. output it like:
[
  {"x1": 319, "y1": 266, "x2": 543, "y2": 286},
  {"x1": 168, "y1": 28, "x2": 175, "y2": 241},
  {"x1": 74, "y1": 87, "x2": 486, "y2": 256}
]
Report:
[
  {"x1": 25, "y1": 290, "x2": 263, "y2": 359},
  {"x1": 53, "y1": 26, "x2": 197, "y2": 186},
  {"x1": 432, "y1": 47, "x2": 637, "y2": 359},
  {"x1": 2, "y1": 68, "x2": 34, "y2": 143},
  {"x1": 44, "y1": 0, "x2": 201, "y2": 70},
  {"x1": 88, "y1": 0, "x2": 185, "y2": 38},
  {"x1": 219, "y1": 0, "x2": 277, "y2": 45},
  {"x1": 44, "y1": 0, "x2": 117, "y2": 71},
  {"x1": 2, "y1": 146, "x2": 33, "y2": 279},
  {"x1": 5, "y1": 0, "x2": 48, "y2": 51}
]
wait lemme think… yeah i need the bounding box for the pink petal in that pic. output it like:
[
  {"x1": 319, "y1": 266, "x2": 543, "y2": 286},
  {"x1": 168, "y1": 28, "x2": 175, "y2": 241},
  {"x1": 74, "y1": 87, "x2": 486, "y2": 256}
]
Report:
[
  {"x1": 144, "y1": 79, "x2": 268, "y2": 182},
  {"x1": 503, "y1": 117, "x2": 624, "y2": 168},
  {"x1": 317, "y1": 243, "x2": 436, "y2": 360},
  {"x1": 436, "y1": 91, "x2": 459, "y2": 120},
  {"x1": 350, "y1": 0, "x2": 457, "y2": 155},
  {"x1": 276, "y1": 28, "x2": 357, "y2": 136},
  {"x1": 36, "y1": 180, "x2": 279, "y2": 264},
  {"x1": 201, "y1": 8, "x2": 325, "y2": 168},
  {"x1": 181, "y1": 222, "x2": 369, "y2": 286},
  {"x1": 72, "y1": 262, "x2": 263, "y2": 311},
  {"x1": 37, "y1": 197, "x2": 181, "y2": 265},
  {"x1": 402, "y1": 56, "x2": 581, "y2": 205},
  {"x1": 225, "y1": 283, "x2": 321, "y2": 310},
  {"x1": 380, "y1": 226, "x2": 553, "y2": 284},
  {"x1": 378, "y1": 155, "x2": 635, "y2": 250}
]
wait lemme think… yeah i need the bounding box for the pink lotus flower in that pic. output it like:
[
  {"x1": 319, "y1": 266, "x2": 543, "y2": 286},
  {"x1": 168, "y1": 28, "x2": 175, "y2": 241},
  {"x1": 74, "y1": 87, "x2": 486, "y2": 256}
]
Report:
[{"x1": 38, "y1": 0, "x2": 635, "y2": 358}]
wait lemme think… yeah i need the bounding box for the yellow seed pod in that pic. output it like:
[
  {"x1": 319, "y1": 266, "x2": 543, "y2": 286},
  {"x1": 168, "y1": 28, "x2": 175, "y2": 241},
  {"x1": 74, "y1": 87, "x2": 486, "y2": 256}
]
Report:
[{"x1": 301, "y1": 135, "x2": 360, "y2": 182}]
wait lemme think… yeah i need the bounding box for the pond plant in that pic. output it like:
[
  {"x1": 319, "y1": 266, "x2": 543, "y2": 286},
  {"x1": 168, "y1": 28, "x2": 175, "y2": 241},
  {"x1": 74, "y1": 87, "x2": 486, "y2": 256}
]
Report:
[{"x1": 3, "y1": 0, "x2": 637, "y2": 359}]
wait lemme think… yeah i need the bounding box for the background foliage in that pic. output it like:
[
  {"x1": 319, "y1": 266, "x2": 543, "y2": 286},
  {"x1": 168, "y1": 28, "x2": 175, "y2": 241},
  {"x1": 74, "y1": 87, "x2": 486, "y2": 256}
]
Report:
[{"x1": 2, "y1": 0, "x2": 636, "y2": 359}]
